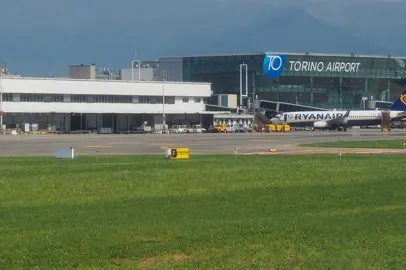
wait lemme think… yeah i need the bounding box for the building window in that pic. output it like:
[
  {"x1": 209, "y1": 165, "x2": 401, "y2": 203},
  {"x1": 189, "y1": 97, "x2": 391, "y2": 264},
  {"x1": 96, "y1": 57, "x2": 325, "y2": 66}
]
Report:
[
  {"x1": 165, "y1": 96, "x2": 175, "y2": 104},
  {"x1": 121, "y1": 95, "x2": 133, "y2": 103},
  {"x1": 71, "y1": 95, "x2": 87, "y2": 103},
  {"x1": 87, "y1": 96, "x2": 95, "y2": 103},
  {"x1": 1, "y1": 93, "x2": 13, "y2": 102},
  {"x1": 139, "y1": 96, "x2": 150, "y2": 103},
  {"x1": 20, "y1": 94, "x2": 44, "y2": 102},
  {"x1": 150, "y1": 96, "x2": 163, "y2": 104},
  {"x1": 44, "y1": 94, "x2": 64, "y2": 102},
  {"x1": 53, "y1": 95, "x2": 64, "y2": 102},
  {"x1": 4, "y1": 93, "x2": 198, "y2": 105}
]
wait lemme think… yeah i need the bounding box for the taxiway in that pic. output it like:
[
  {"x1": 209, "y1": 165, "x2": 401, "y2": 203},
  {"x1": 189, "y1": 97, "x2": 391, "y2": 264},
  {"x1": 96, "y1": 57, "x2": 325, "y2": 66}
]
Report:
[{"x1": 0, "y1": 129, "x2": 405, "y2": 157}]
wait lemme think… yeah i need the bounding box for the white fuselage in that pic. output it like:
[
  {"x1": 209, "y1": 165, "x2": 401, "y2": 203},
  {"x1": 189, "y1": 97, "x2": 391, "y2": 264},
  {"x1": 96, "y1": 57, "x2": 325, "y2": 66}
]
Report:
[{"x1": 272, "y1": 110, "x2": 406, "y2": 127}]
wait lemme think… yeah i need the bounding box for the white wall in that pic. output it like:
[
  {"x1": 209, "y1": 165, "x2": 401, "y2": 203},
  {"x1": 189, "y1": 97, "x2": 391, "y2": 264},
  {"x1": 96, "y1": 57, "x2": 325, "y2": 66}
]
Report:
[
  {"x1": 1, "y1": 102, "x2": 205, "y2": 114},
  {"x1": 120, "y1": 68, "x2": 159, "y2": 81},
  {"x1": 69, "y1": 65, "x2": 96, "y2": 79},
  {"x1": 1, "y1": 77, "x2": 211, "y2": 97}
]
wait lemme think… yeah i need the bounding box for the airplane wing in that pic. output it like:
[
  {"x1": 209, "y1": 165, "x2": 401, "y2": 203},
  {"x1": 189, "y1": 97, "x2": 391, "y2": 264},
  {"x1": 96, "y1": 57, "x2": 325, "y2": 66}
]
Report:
[
  {"x1": 326, "y1": 109, "x2": 351, "y2": 125},
  {"x1": 314, "y1": 109, "x2": 351, "y2": 126}
]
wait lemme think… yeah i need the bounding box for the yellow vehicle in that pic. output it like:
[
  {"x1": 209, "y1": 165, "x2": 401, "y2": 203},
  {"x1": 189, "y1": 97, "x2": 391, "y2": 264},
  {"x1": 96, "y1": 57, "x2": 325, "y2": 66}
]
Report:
[
  {"x1": 268, "y1": 124, "x2": 276, "y2": 132},
  {"x1": 210, "y1": 124, "x2": 228, "y2": 133},
  {"x1": 267, "y1": 124, "x2": 291, "y2": 132}
]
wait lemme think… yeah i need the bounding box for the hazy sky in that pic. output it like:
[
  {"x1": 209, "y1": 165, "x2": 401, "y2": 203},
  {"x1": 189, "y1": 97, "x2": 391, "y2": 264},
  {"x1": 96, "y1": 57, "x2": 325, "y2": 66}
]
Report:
[{"x1": 1, "y1": 0, "x2": 405, "y2": 76}]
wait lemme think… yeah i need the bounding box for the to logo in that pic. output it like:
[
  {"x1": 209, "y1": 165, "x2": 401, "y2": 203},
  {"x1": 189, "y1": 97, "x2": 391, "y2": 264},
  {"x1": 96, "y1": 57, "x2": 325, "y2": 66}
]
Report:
[
  {"x1": 263, "y1": 54, "x2": 286, "y2": 78},
  {"x1": 400, "y1": 94, "x2": 406, "y2": 105}
]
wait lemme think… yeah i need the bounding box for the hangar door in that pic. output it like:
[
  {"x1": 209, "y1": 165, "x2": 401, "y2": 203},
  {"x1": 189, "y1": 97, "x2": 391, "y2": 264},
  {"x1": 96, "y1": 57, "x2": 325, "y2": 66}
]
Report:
[{"x1": 71, "y1": 113, "x2": 86, "y2": 131}]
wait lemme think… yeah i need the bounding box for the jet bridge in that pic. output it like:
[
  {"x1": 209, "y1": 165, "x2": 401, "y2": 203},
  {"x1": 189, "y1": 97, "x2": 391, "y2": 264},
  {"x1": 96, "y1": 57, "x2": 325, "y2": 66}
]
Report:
[
  {"x1": 259, "y1": 100, "x2": 329, "y2": 118},
  {"x1": 375, "y1": 101, "x2": 392, "y2": 110}
]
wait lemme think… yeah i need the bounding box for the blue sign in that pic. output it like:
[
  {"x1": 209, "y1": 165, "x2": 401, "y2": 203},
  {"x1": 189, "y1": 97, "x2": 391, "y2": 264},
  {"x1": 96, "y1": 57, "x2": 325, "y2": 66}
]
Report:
[{"x1": 263, "y1": 54, "x2": 286, "y2": 78}]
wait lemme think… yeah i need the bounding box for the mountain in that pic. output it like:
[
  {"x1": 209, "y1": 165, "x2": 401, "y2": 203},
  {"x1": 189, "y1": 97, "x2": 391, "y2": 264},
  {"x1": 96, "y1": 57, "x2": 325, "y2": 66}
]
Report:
[
  {"x1": 0, "y1": 1, "x2": 403, "y2": 76},
  {"x1": 302, "y1": 1, "x2": 406, "y2": 56},
  {"x1": 168, "y1": 7, "x2": 389, "y2": 56}
]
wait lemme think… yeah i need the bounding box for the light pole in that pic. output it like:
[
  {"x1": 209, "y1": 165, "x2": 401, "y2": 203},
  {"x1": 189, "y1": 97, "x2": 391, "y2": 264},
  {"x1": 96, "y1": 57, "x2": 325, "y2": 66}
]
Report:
[
  {"x1": 0, "y1": 62, "x2": 6, "y2": 131},
  {"x1": 162, "y1": 69, "x2": 168, "y2": 133},
  {"x1": 131, "y1": 60, "x2": 141, "y2": 81},
  {"x1": 0, "y1": 78, "x2": 3, "y2": 131},
  {"x1": 162, "y1": 80, "x2": 165, "y2": 133}
]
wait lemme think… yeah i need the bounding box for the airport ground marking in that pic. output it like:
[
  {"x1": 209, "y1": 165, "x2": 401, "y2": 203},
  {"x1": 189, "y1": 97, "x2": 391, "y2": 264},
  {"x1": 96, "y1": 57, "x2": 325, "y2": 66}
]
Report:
[
  {"x1": 160, "y1": 146, "x2": 177, "y2": 149},
  {"x1": 151, "y1": 143, "x2": 176, "y2": 146},
  {"x1": 84, "y1": 145, "x2": 112, "y2": 148}
]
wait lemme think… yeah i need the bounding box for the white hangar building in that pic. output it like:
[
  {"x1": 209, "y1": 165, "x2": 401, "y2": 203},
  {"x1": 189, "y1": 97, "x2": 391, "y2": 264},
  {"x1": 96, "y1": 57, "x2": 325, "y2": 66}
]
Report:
[{"x1": 0, "y1": 77, "x2": 212, "y2": 132}]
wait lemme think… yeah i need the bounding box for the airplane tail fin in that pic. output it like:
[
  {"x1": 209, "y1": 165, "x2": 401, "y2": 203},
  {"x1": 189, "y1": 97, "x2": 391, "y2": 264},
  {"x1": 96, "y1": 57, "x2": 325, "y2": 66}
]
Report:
[{"x1": 389, "y1": 89, "x2": 406, "y2": 111}]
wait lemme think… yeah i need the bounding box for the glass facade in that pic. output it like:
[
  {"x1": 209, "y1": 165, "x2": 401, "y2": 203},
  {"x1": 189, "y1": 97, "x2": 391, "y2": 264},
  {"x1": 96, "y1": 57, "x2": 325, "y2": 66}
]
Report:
[{"x1": 182, "y1": 53, "x2": 406, "y2": 109}]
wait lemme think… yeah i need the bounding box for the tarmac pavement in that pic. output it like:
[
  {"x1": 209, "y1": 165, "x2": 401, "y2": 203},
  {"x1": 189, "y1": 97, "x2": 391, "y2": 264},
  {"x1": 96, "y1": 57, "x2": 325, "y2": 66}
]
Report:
[{"x1": 0, "y1": 129, "x2": 406, "y2": 157}]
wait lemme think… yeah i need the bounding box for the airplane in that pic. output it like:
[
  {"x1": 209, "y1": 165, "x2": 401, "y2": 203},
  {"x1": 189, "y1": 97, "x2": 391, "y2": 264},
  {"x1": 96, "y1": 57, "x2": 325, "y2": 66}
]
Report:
[{"x1": 270, "y1": 89, "x2": 406, "y2": 131}]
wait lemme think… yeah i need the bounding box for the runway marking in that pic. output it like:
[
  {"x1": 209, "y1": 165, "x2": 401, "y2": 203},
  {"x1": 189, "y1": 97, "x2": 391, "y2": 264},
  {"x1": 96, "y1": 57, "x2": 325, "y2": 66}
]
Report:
[
  {"x1": 159, "y1": 147, "x2": 209, "y2": 152},
  {"x1": 151, "y1": 143, "x2": 176, "y2": 146},
  {"x1": 252, "y1": 140, "x2": 274, "y2": 142},
  {"x1": 84, "y1": 145, "x2": 112, "y2": 148},
  {"x1": 241, "y1": 148, "x2": 406, "y2": 156},
  {"x1": 159, "y1": 146, "x2": 186, "y2": 149}
]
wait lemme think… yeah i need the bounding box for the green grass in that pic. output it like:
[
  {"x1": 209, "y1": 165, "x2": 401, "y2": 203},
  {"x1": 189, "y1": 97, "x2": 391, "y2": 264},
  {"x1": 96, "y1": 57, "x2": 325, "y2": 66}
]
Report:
[
  {"x1": 1, "y1": 155, "x2": 406, "y2": 269},
  {"x1": 299, "y1": 139, "x2": 406, "y2": 149}
]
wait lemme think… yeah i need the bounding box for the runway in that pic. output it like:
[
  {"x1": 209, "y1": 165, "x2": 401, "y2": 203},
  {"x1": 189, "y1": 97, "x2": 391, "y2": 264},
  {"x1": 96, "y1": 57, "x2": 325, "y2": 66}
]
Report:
[{"x1": 0, "y1": 129, "x2": 406, "y2": 157}]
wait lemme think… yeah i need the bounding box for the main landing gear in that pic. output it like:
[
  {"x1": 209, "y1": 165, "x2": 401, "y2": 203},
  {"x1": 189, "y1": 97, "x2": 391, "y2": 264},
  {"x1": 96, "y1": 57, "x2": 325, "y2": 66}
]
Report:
[{"x1": 336, "y1": 127, "x2": 347, "y2": 132}]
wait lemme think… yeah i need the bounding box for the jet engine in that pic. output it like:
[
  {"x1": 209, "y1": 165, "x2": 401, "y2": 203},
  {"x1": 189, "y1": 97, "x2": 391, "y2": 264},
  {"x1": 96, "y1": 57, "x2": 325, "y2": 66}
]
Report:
[{"x1": 313, "y1": 121, "x2": 329, "y2": 128}]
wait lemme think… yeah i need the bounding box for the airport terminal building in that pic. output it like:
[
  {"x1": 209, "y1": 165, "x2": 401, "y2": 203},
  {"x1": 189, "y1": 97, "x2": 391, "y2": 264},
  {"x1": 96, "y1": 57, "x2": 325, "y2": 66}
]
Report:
[
  {"x1": 0, "y1": 63, "x2": 254, "y2": 133},
  {"x1": 2, "y1": 51, "x2": 406, "y2": 133},
  {"x1": 142, "y1": 52, "x2": 406, "y2": 110},
  {"x1": 0, "y1": 76, "x2": 213, "y2": 132}
]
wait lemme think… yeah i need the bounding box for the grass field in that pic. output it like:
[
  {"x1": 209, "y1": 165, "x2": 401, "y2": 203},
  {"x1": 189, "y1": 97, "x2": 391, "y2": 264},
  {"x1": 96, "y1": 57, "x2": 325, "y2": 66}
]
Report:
[
  {"x1": 1, "y1": 154, "x2": 406, "y2": 269},
  {"x1": 299, "y1": 139, "x2": 406, "y2": 149}
]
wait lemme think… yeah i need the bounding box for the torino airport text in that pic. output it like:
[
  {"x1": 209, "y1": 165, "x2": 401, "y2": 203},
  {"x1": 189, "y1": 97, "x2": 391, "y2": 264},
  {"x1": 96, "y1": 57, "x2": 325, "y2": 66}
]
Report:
[{"x1": 288, "y1": 61, "x2": 361, "y2": 73}]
